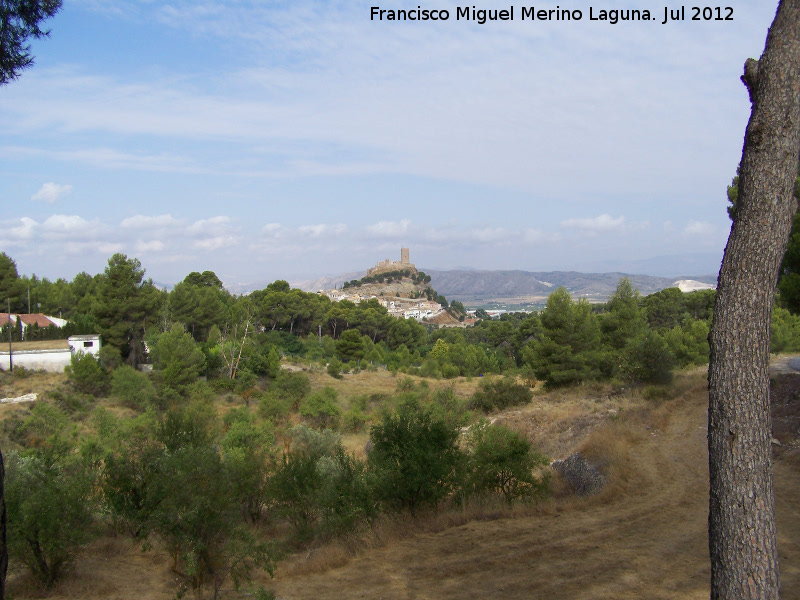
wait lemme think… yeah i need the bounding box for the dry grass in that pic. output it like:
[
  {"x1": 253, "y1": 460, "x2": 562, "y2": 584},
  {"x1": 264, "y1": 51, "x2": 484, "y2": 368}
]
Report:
[
  {"x1": 304, "y1": 365, "x2": 483, "y2": 402},
  {"x1": 4, "y1": 366, "x2": 800, "y2": 600},
  {"x1": 269, "y1": 369, "x2": 799, "y2": 600},
  {"x1": 0, "y1": 370, "x2": 64, "y2": 400},
  {"x1": 2, "y1": 340, "x2": 70, "y2": 352}
]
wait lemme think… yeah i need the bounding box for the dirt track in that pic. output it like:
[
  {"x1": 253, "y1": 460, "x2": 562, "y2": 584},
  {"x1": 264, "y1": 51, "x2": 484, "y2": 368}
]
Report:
[{"x1": 273, "y1": 381, "x2": 800, "y2": 600}]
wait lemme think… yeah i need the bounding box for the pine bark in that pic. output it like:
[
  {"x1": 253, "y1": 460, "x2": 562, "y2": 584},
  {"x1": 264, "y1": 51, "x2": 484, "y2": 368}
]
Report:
[
  {"x1": 0, "y1": 448, "x2": 6, "y2": 600},
  {"x1": 708, "y1": 2, "x2": 800, "y2": 599}
]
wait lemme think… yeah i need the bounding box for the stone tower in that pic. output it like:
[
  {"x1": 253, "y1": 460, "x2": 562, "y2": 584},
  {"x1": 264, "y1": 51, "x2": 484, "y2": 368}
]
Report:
[{"x1": 401, "y1": 248, "x2": 410, "y2": 265}]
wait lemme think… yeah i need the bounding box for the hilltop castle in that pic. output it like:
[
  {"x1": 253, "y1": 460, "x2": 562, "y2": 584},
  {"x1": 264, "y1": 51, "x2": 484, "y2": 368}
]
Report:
[{"x1": 366, "y1": 247, "x2": 417, "y2": 277}]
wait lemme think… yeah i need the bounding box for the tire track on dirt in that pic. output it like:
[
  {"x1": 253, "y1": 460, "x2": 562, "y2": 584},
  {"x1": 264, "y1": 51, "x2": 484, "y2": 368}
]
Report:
[{"x1": 274, "y1": 389, "x2": 714, "y2": 600}]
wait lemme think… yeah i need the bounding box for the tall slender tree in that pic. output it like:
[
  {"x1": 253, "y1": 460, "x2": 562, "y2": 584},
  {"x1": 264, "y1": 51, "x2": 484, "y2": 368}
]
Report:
[
  {"x1": 708, "y1": 2, "x2": 800, "y2": 598},
  {"x1": 95, "y1": 254, "x2": 160, "y2": 366}
]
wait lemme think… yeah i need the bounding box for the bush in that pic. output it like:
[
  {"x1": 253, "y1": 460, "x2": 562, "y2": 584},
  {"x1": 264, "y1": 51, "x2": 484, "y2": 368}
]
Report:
[
  {"x1": 317, "y1": 449, "x2": 377, "y2": 537},
  {"x1": 288, "y1": 424, "x2": 341, "y2": 458},
  {"x1": 342, "y1": 406, "x2": 368, "y2": 432},
  {"x1": 258, "y1": 392, "x2": 290, "y2": 422},
  {"x1": 6, "y1": 411, "x2": 97, "y2": 589},
  {"x1": 327, "y1": 358, "x2": 343, "y2": 379},
  {"x1": 467, "y1": 377, "x2": 532, "y2": 413},
  {"x1": 268, "y1": 450, "x2": 324, "y2": 539},
  {"x1": 465, "y1": 421, "x2": 549, "y2": 502},
  {"x1": 299, "y1": 387, "x2": 342, "y2": 429},
  {"x1": 66, "y1": 351, "x2": 108, "y2": 396},
  {"x1": 111, "y1": 364, "x2": 156, "y2": 410},
  {"x1": 622, "y1": 330, "x2": 676, "y2": 385},
  {"x1": 270, "y1": 370, "x2": 311, "y2": 409},
  {"x1": 368, "y1": 401, "x2": 462, "y2": 516},
  {"x1": 441, "y1": 363, "x2": 461, "y2": 379}
]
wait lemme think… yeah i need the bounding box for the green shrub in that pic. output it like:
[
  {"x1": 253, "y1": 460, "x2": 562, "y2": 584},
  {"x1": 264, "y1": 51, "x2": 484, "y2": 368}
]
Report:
[
  {"x1": 316, "y1": 449, "x2": 377, "y2": 537},
  {"x1": 300, "y1": 387, "x2": 342, "y2": 429},
  {"x1": 342, "y1": 406, "x2": 368, "y2": 432},
  {"x1": 441, "y1": 363, "x2": 461, "y2": 379},
  {"x1": 368, "y1": 401, "x2": 463, "y2": 516},
  {"x1": 327, "y1": 358, "x2": 343, "y2": 379},
  {"x1": 465, "y1": 421, "x2": 549, "y2": 502},
  {"x1": 110, "y1": 364, "x2": 156, "y2": 410},
  {"x1": 467, "y1": 377, "x2": 532, "y2": 413},
  {"x1": 258, "y1": 392, "x2": 290, "y2": 422},
  {"x1": 48, "y1": 388, "x2": 93, "y2": 414},
  {"x1": 270, "y1": 370, "x2": 311, "y2": 409},
  {"x1": 66, "y1": 352, "x2": 108, "y2": 396},
  {"x1": 6, "y1": 407, "x2": 97, "y2": 589},
  {"x1": 419, "y1": 357, "x2": 442, "y2": 379},
  {"x1": 771, "y1": 306, "x2": 800, "y2": 353},
  {"x1": 622, "y1": 330, "x2": 676, "y2": 385}
]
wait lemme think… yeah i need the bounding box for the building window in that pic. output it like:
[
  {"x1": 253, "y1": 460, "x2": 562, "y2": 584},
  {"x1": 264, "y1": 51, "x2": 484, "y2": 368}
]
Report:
[{"x1": 83, "y1": 341, "x2": 93, "y2": 348}]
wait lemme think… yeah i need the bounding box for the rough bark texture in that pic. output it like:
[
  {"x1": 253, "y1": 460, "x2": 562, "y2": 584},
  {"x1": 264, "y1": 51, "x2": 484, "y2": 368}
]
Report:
[
  {"x1": 0, "y1": 448, "x2": 6, "y2": 600},
  {"x1": 708, "y1": 2, "x2": 800, "y2": 599}
]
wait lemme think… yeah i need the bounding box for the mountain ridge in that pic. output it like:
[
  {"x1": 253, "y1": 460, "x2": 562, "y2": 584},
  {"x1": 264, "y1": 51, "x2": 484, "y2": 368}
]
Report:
[{"x1": 281, "y1": 268, "x2": 716, "y2": 307}]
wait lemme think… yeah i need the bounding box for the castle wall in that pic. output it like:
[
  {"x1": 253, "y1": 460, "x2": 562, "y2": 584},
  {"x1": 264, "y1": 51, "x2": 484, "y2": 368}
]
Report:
[{"x1": 367, "y1": 248, "x2": 416, "y2": 276}]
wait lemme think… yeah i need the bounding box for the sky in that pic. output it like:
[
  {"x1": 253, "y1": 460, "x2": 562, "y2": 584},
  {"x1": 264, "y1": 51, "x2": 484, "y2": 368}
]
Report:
[{"x1": 0, "y1": 1, "x2": 782, "y2": 288}]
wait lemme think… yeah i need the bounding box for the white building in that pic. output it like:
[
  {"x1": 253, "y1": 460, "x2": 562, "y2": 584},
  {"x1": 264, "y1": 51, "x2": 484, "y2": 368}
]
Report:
[{"x1": 0, "y1": 334, "x2": 102, "y2": 373}]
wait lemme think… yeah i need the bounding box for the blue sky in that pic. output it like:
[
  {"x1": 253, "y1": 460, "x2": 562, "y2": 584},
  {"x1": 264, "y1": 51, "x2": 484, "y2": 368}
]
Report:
[{"x1": 0, "y1": 1, "x2": 780, "y2": 287}]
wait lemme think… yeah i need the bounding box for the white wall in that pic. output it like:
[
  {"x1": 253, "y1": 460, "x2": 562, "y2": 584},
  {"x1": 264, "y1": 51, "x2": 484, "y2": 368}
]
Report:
[
  {"x1": 0, "y1": 349, "x2": 72, "y2": 373},
  {"x1": 67, "y1": 335, "x2": 101, "y2": 357}
]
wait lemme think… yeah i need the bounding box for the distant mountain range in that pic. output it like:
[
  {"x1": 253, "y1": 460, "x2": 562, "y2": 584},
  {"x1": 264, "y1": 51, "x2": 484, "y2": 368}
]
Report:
[
  {"x1": 276, "y1": 268, "x2": 716, "y2": 308},
  {"x1": 422, "y1": 270, "x2": 716, "y2": 306}
]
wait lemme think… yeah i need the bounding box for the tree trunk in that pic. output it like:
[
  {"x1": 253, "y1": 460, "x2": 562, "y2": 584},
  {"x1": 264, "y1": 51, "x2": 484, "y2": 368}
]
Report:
[
  {"x1": 708, "y1": 2, "x2": 800, "y2": 599},
  {"x1": 0, "y1": 448, "x2": 6, "y2": 600}
]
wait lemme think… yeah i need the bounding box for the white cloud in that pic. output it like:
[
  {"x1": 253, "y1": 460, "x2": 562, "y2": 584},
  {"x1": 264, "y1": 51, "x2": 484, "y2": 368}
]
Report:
[
  {"x1": 560, "y1": 214, "x2": 626, "y2": 231},
  {"x1": 523, "y1": 228, "x2": 561, "y2": 244},
  {"x1": 684, "y1": 220, "x2": 715, "y2": 235},
  {"x1": 187, "y1": 216, "x2": 232, "y2": 235},
  {"x1": 192, "y1": 236, "x2": 237, "y2": 251},
  {"x1": 121, "y1": 214, "x2": 181, "y2": 229},
  {"x1": 135, "y1": 240, "x2": 165, "y2": 252},
  {"x1": 366, "y1": 219, "x2": 411, "y2": 237},
  {"x1": 97, "y1": 242, "x2": 124, "y2": 254},
  {"x1": 42, "y1": 214, "x2": 91, "y2": 232},
  {"x1": 261, "y1": 223, "x2": 285, "y2": 235},
  {"x1": 298, "y1": 223, "x2": 347, "y2": 237},
  {"x1": 31, "y1": 182, "x2": 72, "y2": 204},
  {"x1": 471, "y1": 227, "x2": 509, "y2": 243},
  {"x1": 10, "y1": 217, "x2": 38, "y2": 240}
]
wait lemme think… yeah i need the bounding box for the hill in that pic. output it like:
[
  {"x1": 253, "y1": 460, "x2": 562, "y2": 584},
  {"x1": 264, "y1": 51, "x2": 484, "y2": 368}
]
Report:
[
  {"x1": 425, "y1": 269, "x2": 717, "y2": 307},
  {"x1": 286, "y1": 269, "x2": 716, "y2": 308}
]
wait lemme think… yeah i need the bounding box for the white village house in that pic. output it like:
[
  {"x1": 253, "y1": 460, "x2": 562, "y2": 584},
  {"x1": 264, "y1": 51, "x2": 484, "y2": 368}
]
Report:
[
  {"x1": 0, "y1": 313, "x2": 101, "y2": 372},
  {"x1": 0, "y1": 334, "x2": 102, "y2": 373}
]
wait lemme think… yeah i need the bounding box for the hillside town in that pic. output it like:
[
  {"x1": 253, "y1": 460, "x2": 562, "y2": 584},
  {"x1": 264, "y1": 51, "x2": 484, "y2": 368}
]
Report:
[{"x1": 321, "y1": 248, "x2": 447, "y2": 322}]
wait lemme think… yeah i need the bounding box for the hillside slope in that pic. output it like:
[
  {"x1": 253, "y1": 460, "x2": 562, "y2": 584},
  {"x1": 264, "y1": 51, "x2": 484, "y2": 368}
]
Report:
[{"x1": 272, "y1": 374, "x2": 799, "y2": 600}]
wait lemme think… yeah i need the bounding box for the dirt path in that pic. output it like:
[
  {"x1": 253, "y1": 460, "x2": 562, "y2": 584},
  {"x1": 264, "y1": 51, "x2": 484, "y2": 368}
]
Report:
[{"x1": 272, "y1": 384, "x2": 799, "y2": 600}]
